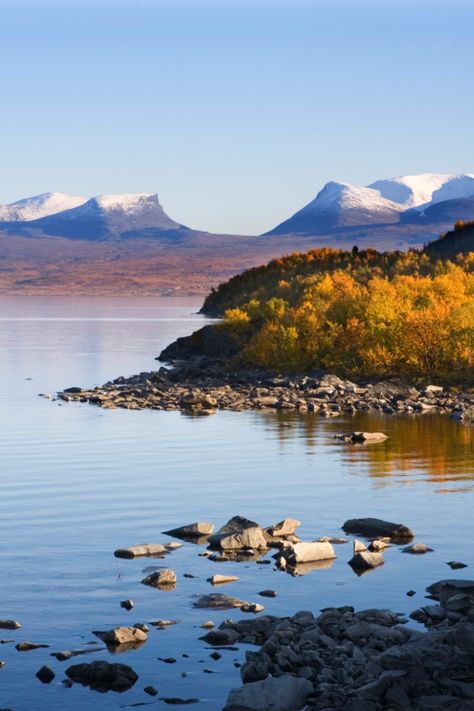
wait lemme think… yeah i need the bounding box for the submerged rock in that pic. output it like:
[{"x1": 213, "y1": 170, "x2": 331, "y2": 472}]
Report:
[
  {"x1": 65, "y1": 660, "x2": 138, "y2": 692},
  {"x1": 402, "y1": 542, "x2": 434, "y2": 554},
  {"x1": 15, "y1": 641, "x2": 49, "y2": 652},
  {"x1": 193, "y1": 594, "x2": 246, "y2": 610}
]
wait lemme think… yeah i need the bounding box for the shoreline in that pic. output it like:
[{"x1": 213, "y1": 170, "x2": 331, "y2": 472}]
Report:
[{"x1": 58, "y1": 362, "x2": 474, "y2": 422}]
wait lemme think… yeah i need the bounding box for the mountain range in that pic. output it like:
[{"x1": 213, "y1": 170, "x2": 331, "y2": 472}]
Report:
[
  {"x1": 1, "y1": 173, "x2": 473, "y2": 294},
  {"x1": 265, "y1": 173, "x2": 474, "y2": 234}
]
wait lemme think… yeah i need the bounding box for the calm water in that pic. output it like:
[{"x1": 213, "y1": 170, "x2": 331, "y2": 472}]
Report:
[{"x1": 0, "y1": 296, "x2": 473, "y2": 711}]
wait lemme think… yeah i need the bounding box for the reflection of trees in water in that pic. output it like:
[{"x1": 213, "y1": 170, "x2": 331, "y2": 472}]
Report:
[{"x1": 258, "y1": 411, "x2": 474, "y2": 487}]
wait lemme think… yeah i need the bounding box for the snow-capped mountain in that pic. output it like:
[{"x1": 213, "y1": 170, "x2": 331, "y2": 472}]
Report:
[
  {"x1": 0, "y1": 192, "x2": 192, "y2": 241},
  {"x1": 0, "y1": 192, "x2": 88, "y2": 222},
  {"x1": 265, "y1": 173, "x2": 474, "y2": 235}
]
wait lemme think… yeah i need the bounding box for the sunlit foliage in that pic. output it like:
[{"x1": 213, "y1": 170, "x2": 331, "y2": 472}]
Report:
[{"x1": 206, "y1": 247, "x2": 474, "y2": 380}]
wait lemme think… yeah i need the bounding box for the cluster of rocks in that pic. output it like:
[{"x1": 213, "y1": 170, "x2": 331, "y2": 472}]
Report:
[
  {"x1": 58, "y1": 368, "x2": 474, "y2": 421},
  {"x1": 222, "y1": 578, "x2": 474, "y2": 711}
]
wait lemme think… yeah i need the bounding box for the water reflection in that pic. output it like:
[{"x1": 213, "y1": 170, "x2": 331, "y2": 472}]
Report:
[{"x1": 259, "y1": 411, "x2": 474, "y2": 490}]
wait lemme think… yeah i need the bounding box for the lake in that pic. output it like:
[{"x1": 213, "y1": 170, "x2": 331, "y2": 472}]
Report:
[{"x1": 0, "y1": 296, "x2": 473, "y2": 710}]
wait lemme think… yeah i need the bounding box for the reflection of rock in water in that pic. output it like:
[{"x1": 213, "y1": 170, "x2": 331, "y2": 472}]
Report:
[
  {"x1": 259, "y1": 411, "x2": 474, "y2": 488},
  {"x1": 287, "y1": 559, "x2": 335, "y2": 576}
]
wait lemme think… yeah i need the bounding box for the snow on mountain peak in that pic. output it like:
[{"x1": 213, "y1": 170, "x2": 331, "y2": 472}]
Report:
[
  {"x1": 93, "y1": 193, "x2": 161, "y2": 213},
  {"x1": 0, "y1": 192, "x2": 88, "y2": 221},
  {"x1": 306, "y1": 181, "x2": 403, "y2": 215},
  {"x1": 369, "y1": 173, "x2": 474, "y2": 209}
]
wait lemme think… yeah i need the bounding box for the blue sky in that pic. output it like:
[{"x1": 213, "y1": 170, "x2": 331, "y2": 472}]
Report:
[{"x1": 1, "y1": 0, "x2": 474, "y2": 234}]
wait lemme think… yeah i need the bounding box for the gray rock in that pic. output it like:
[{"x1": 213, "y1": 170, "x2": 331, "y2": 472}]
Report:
[
  {"x1": 36, "y1": 665, "x2": 55, "y2": 683},
  {"x1": 65, "y1": 660, "x2": 138, "y2": 692},
  {"x1": 141, "y1": 568, "x2": 176, "y2": 587},
  {"x1": 163, "y1": 522, "x2": 214, "y2": 539},
  {"x1": 193, "y1": 594, "x2": 246, "y2": 610},
  {"x1": 265, "y1": 519, "x2": 301, "y2": 537},
  {"x1": 0, "y1": 620, "x2": 21, "y2": 630},
  {"x1": 281, "y1": 541, "x2": 336, "y2": 565},
  {"x1": 208, "y1": 516, "x2": 260, "y2": 544},
  {"x1": 402, "y1": 542, "x2": 433, "y2": 554},
  {"x1": 114, "y1": 543, "x2": 168, "y2": 559},
  {"x1": 343, "y1": 517, "x2": 414, "y2": 540},
  {"x1": 349, "y1": 550, "x2": 384, "y2": 571},
  {"x1": 224, "y1": 674, "x2": 313, "y2": 711},
  {"x1": 93, "y1": 626, "x2": 147, "y2": 646}
]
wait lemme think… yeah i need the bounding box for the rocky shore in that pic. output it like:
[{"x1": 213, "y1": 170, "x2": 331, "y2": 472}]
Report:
[
  {"x1": 4, "y1": 511, "x2": 474, "y2": 709},
  {"x1": 58, "y1": 360, "x2": 474, "y2": 422},
  {"x1": 222, "y1": 577, "x2": 474, "y2": 711}
]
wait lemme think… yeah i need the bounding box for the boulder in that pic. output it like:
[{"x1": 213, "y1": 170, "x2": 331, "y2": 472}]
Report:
[
  {"x1": 218, "y1": 527, "x2": 268, "y2": 551},
  {"x1": 208, "y1": 574, "x2": 239, "y2": 585},
  {"x1": 163, "y1": 522, "x2": 214, "y2": 539},
  {"x1": 281, "y1": 541, "x2": 336, "y2": 565},
  {"x1": 141, "y1": 569, "x2": 176, "y2": 587},
  {"x1": 402, "y1": 543, "x2": 433, "y2": 554},
  {"x1": 36, "y1": 665, "x2": 55, "y2": 683},
  {"x1": 93, "y1": 627, "x2": 147, "y2": 646},
  {"x1": 0, "y1": 620, "x2": 21, "y2": 630},
  {"x1": 447, "y1": 561, "x2": 468, "y2": 570},
  {"x1": 114, "y1": 543, "x2": 167, "y2": 559},
  {"x1": 369, "y1": 538, "x2": 391, "y2": 551},
  {"x1": 265, "y1": 519, "x2": 301, "y2": 537},
  {"x1": 353, "y1": 539, "x2": 367, "y2": 553},
  {"x1": 208, "y1": 516, "x2": 268, "y2": 551},
  {"x1": 65, "y1": 660, "x2": 138, "y2": 692},
  {"x1": 342, "y1": 517, "x2": 414, "y2": 540},
  {"x1": 349, "y1": 550, "x2": 384, "y2": 571},
  {"x1": 224, "y1": 674, "x2": 313, "y2": 711}
]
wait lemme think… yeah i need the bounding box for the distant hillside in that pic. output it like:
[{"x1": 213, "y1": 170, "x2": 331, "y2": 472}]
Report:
[
  {"x1": 425, "y1": 220, "x2": 474, "y2": 257},
  {"x1": 1, "y1": 177, "x2": 474, "y2": 295}
]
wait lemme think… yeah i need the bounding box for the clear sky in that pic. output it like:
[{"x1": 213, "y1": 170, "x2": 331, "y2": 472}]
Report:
[{"x1": 2, "y1": 0, "x2": 474, "y2": 234}]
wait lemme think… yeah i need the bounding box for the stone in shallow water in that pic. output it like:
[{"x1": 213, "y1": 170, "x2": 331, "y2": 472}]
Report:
[
  {"x1": 114, "y1": 543, "x2": 168, "y2": 559},
  {"x1": 208, "y1": 574, "x2": 239, "y2": 585},
  {"x1": 163, "y1": 522, "x2": 214, "y2": 539},
  {"x1": 65, "y1": 660, "x2": 138, "y2": 692},
  {"x1": 141, "y1": 569, "x2": 177, "y2": 587},
  {"x1": 402, "y1": 542, "x2": 433, "y2": 554},
  {"x1": 265, "y1": 518, "x2": 301, "y2": 537},
  {"x1": 224, "y1": 674, "x2": 313, "y2": 711},
  {"x1": 349, "y1": 550, "x2": 384, "y2": 571},
  {"x1": 93, "y1": 626, "x2": 147, "y2": 646},
  {"x1": 342, "y1": 517, "x2": 414, "y2": 540},
  {"x1": 193, "y1": 594, "x2": 246, "y2": 610},
  {"x1": 447, "y1": 561, "x2": 468, "y2": 569},
  {"x1": 36, "y1": 665, "x2": 55, "y2": 683},
  {"x1": 0, "y1": 620, "x2": 21, "y2": 630},
  {"x1": 282, "y1": 541, "x2": 336, "y2": 565}
]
